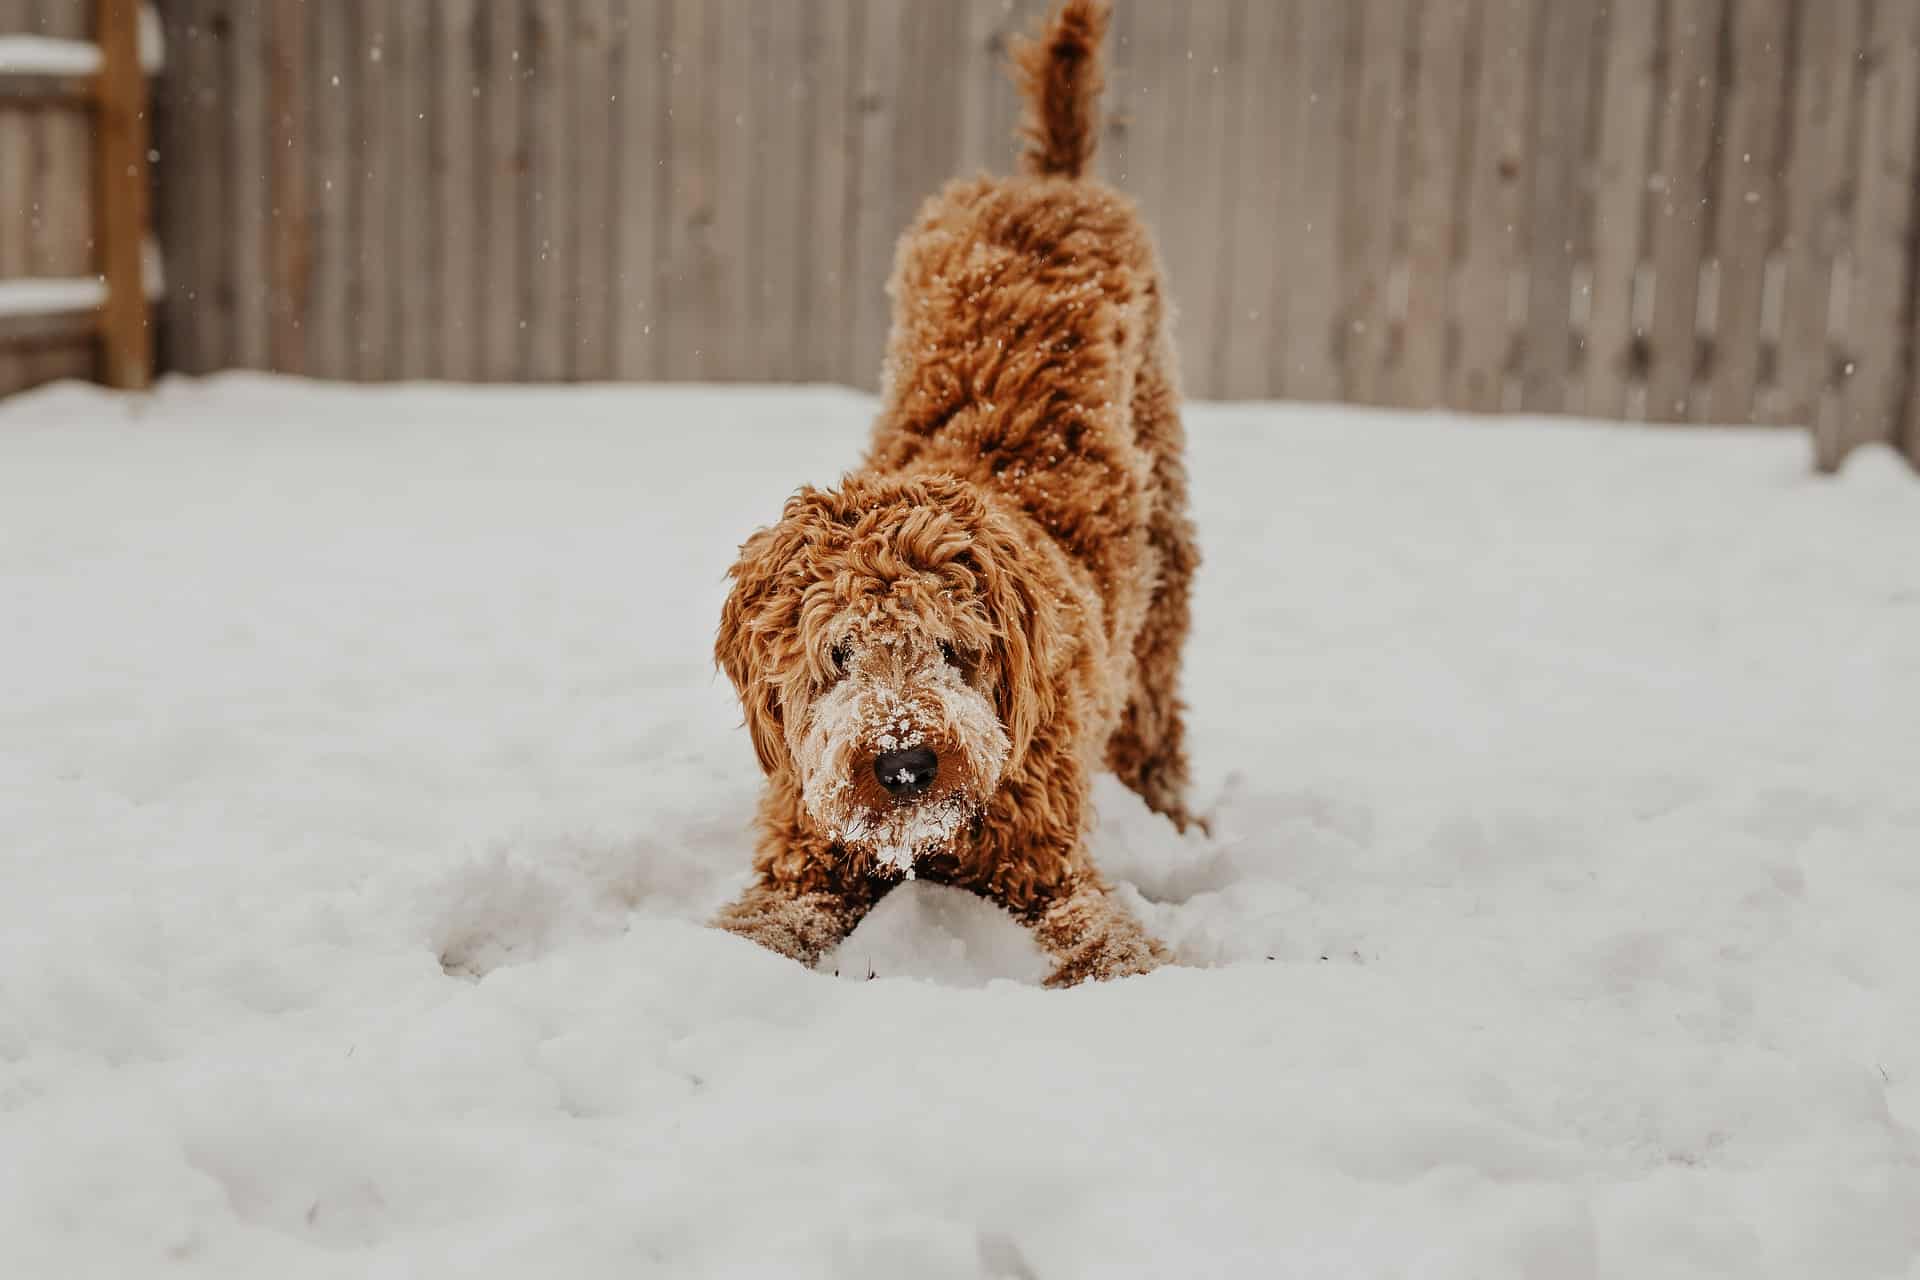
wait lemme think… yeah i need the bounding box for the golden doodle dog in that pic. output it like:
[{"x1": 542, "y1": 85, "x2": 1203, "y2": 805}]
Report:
[{"x1": 714, "y1": 0, "x2": 1200, "y2": 987}]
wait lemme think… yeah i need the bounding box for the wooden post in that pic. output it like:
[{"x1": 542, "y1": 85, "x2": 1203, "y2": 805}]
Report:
[
  {"x1": 268, "y1": 0, "x2": 310, "y2": 373},
  {"x1": 94, "y1": 0, "x2": 151, "y2": 389}
]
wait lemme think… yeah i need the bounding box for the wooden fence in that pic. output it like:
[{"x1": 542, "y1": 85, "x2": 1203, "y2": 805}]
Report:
[
  {"x1": 103, "y1": 2, "x2": 1920, "y2": 469},
  {"x1": 0, "y1": 0, "x2": 155, "y2": 395}
]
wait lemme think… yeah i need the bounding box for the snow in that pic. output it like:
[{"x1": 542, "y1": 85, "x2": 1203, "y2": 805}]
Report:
[
  {"x1": 0, "y1": 6, "x2": 166, "y2": 76},
  {"x1": 0, "y1": 239, "x2": 166, "y2": 319},
  {"x1": 2, "y1": 374, "x2": 1918, "y2": 1277},
  {"x1": 0, "y1": 34, "x2": 100, "y2": 76},
  {"x1": 0, "y1": 276, "x2": 103, "y2": 318}
]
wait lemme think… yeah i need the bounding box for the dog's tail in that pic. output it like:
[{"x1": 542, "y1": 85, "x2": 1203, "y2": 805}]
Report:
[{"x1": 1011, "y1": 0, "x2": 1110, "y2": 180}]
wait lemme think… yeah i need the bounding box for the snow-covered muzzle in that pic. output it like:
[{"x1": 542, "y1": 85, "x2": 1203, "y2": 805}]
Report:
[{"x1": 791, "y1": 630, "x2": 1009, "y2": 876}]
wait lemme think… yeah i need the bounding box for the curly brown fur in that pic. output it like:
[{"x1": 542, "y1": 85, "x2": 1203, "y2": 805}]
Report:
[
  {"x1": 1012, "y1": 0, "x2": 1108, "y2": 179},
  {"x1": 713, "y1": 0, "x2": 1200, "y2": 987},
  {"x1": 710, "y1": 882, "x2": 883, "y2": 970},
  {"x1": 1030, "y1": 877, "x2": 1169, "y2": 988}
]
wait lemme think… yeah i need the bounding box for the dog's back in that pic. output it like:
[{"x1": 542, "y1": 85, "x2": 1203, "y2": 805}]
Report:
[{"x1": 863, "y1": 0, "x2": 1188, "y2": 637}]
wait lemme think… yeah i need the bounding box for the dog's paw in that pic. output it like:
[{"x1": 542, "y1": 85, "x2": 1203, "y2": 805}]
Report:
[
  {"x1": 711, "y1": 885, "x2": 868, "y2": 969},
  {"x1": 1040, "y1": 929, "x2": 1168, "y2": 988}
]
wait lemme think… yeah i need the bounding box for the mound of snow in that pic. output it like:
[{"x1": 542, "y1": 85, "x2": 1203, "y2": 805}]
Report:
[{"x1": 2, "y1": 376, "x2": 1917, "y2": 1276}]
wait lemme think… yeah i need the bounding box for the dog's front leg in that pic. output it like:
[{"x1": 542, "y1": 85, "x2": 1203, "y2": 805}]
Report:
[
  {"x1": 712, "y1": 879, "x2": 880, "y2": 970},
  {"x1": 1029, "y1": 878, "x2": 1168, "y2": 988}
]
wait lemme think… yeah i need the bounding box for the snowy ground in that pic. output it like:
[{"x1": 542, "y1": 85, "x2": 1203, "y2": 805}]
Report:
[{"x1": 3, "y1": 375, "x2": 1918, "y2": 1277}]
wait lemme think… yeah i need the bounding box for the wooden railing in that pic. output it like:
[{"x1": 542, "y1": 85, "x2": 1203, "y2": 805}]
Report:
[{"x1": 0, "y1": 0, "x2": 155, "y2": 395}]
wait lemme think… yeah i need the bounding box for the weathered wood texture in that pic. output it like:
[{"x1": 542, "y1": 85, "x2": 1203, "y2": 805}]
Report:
[
  {"x1": 8, "y1": 0, "x2": 1908, "y2": 467},
  {"x1": 0, "y1": 0, "x2": 157, "y2": 396},
  {"x1": 0, "y1": 0, "x2": 94, "y2": 392},
  {"x1": 96, "y1": 0, "x2": 152, "y2": 387}
]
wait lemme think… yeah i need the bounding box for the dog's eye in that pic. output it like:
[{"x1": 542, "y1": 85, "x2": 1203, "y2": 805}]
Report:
[
  {"x1": 830, "y1": 640, "x2": 853, "y2": 674},
  {"x1": 938, "y1": 641, "x2": 972, "y2": 677}
]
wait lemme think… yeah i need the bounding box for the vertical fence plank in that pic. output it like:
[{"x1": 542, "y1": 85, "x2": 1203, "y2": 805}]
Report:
[
  {"x1": 521, "y1": 0, "x2": 568, "y2": 380},
  {"x1": 1777, "y1": 0, "x2": 1858, "y2": 454},
  {"x1": 612, "y1": 0, "x2": 663, "y2": 380},
  {"x1": 267, "y1": 0, "x2": 308, "y2": 374},
  {"x1": 436, "y1": 0, "x2": 482, "y2": 379},
  {"x1": 352, "y1": 1, "x2": 392, "y2": 379},
  {"x1": 884, "y1": 0, "x2": 962, "y2": 292},
  {"x1": 1645, "y1": 0, "x2": 1723, "y2": 421},
  {"x1": 1111, "y1": 0, "x2": 1185, "y2": 353},
  {"x1": 1175, "y1": 0, "x2": 1236, "y2": 393},
  {"x1": 958, "y1": 0, "x2": 1045, "y2": 179},
  {"x1": 721, "y1": 0, "x2": 768, "y2": 381},
  {"x1": 660, "y1": 0, "x2": 715, "y2": 379},
  {"x1": 873, "y1": 0, "x2": 962, "y2": 383},
  {"x1": 567, "y1": 0, "x2": 616, "y2": 380},
  {"x1": 225, "y1": 0, "x2": 267, "y2": 369},
  {"x1": 1451, "y1": 0, "x2": 1533, "y2": 412},
  {"x1": 480, "y1": 0, "x2": 525, "y2": 381},
  {"x1": 1702, "y1": 0, "x2": 1789, "y2": 423},
  {"x1": 1259, "y1": 0, "x2": 1305, "y2": 401},
  {"x1": 847, "y1": 0, "x2": 902, "y2": 390},
  {"x1": 388, "y1": 0, "x2": 432, "y2": 378},
  {"x1": 1518, "y1": 0, "x2": 1596, "y2": 412},
  {"x1": 709, "y1": 0, "x2": 758, "y2": 381},
  {"x1": 203, "y1": 0, "x2": 235, "y2": 373},
  {"x1": 1123, "y1": 1, "x2": 1184, "y2": 292},
  {"x1": 114, "y1": 0, "x2": 156, "y2": 382},
  {"x1": 179, "y1": 0, "x2": 232, "y2": 373},
  {"x1": 1218, "y1": 0, "x2": 1285, "y2": 398},
  {"x1": 0, "y1": 124, "x2": 23, "y2": 293},
  {"x1": 800, "y1": 0, "x2": 855, "y2": 384},
  {"x1": 1281, "y1": 0, "x2": 1348, "y2": 402},
  {"x1": 1267, "y1": 0, "x2": 1313, "y2": 397},
  {"x1": 1838, "y1": 0, "x2": 1920, "y2": 459},
  {"x1": 954, "y1": 0, "x2": 1007, "y2": 178},
  {"x1": 1168, "y1": 0, "x2": 1234, "y2": 392},
  {"x1": 1582, "y1": 0, "x2": 1658, "y2": 418},
  {"x1": 1397, "y1": 0, "x2": 1469, "y2": 408},
  {"x1": 753, "y1": 1, "x2": 808, "y2": 381},
  {"x1": 304, "y1": 0, "x2": 353, "y2": 378},
  {"x1": 1104, "y1": 0, "x2": 1136, "y2": 186},
  {"x1": 1340, "y1": 0, "x2": 1408, "y2": 404},
  {"x1": 150, "y1": 0, "x2": 180, "y2": 377}
]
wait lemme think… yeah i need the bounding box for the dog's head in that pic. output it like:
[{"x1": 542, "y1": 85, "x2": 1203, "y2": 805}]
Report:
[{"x1": 717, "y1": 474, "x2": 1063, "y2": 873}]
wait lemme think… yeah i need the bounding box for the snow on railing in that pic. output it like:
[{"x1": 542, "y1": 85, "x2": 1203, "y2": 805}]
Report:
[
  {"x1": 0, "y1": 239, "x2": 163, "y2": 318},
  {"x1": 0, "y1": 278, "x2": 105, "y2": 319},
  {"x1": 0, "y1": 6, "x2": 162, "y2": 78}
]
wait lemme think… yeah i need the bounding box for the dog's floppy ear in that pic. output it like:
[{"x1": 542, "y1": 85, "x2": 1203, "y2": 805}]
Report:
[
  {"x1": 716, "y1": 495, "x2": 822, "y2": 775},
  {"x1": 968, "y1": 507, "x2": 1067, "y2": 771}
]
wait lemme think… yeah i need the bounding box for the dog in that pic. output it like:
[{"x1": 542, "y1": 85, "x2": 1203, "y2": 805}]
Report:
[{"x1": 712, "y1": 0, "x2": 1200, "y2": 987}]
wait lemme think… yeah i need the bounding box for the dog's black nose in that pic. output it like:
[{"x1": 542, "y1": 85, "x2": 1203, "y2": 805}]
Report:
[{"x1": 874, "y1": 746, "x2": 938, "y2": 797}]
